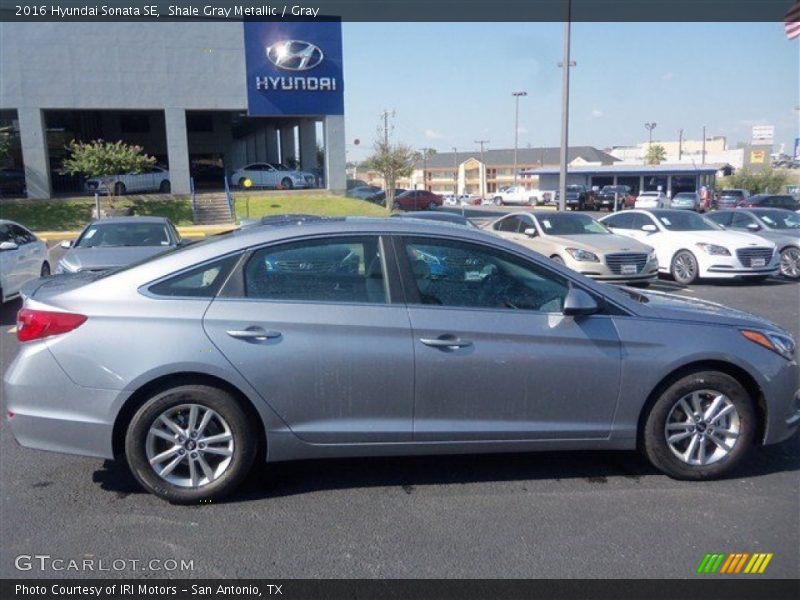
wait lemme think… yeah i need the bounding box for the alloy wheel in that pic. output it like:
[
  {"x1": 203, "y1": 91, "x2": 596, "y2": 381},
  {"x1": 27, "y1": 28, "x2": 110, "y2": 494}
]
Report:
[
  {"x1": 672, "y1": 251, "x2": 697, "y2": 284},
  {"x1": 146, "y1": 404, "x2": 234, "y2": 489},
  {"x1": 664, "y1": 390, "x2": 741, "y2": 466},
  {"x1": 779, "y1": 247, "x2": 800, "y2": 279}
]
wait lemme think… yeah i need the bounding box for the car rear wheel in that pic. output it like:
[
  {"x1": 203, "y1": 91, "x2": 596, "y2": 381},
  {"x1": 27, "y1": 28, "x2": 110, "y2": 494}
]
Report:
[
  {"x1": 159, "y1": 180, "x2": 171, "y2": 193},
  {"x1": 125, "y1": 384, "x2": 257, "y2": 503},
  {"x1": 642, "y1": 371, "x2": 755, "y2": 480},
  {"x1": 114, "y1": 182, "x2": 126, "y2": 195},
  {"x1": 493, "y1": 197, "x2": 503, "y2": 206},
  {"x1": 393, "y1": 201, "x2": 401, "y2": 210},
  {"x1": 281, "y1": 177, "x2": 293, "y2": 190},
  {"x1": 779, "y1": 246, "x2": 800, "y2": 279},
  {"x1": 671, "y1": 250, "x2": 699, "y2": 285},
  {"x1": 40, "y1": 262, "x2": 50, "y2": 277}
]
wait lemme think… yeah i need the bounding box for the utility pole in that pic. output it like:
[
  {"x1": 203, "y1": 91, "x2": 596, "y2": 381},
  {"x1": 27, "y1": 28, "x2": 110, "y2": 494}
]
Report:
[
  {"x1": 678, "y1": 129, "x2": 683, "y2": 161},
  {"x1": 512, "y1": 91, "x2": 527, "y2": 188},
  {"x1": 557, "y1": 0, "x2": 575, "y2": 212},
  {"x1": 702, "y1": 125, "x2": 707, "y2": 164},
  {"x1": 380, "y1": 109, "x2": 394, "y2": 147},
  {"x1": 474, "y1": 139, "x2": 489, "y2": 199},
  {"x1": 452, "y1": 147, "x2": 458, "y2": 198},
  {"x1": 419, "y1": 148, "x2": 430, "y2": 191}
]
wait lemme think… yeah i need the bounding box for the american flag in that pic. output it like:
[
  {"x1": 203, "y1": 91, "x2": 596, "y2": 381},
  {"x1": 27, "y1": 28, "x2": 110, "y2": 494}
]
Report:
[{"x1": 786, "y1": 1, "x2": 800, "y2": 40}]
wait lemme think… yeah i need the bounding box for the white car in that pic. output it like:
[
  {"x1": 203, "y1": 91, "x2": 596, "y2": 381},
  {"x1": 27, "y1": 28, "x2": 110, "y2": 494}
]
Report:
[
  {"x1": 599, "y1": 209, "x2": 778, "y2": 285},
  {"x1": 635, "y1": 191, "x2": 668, "y2": 209},
  {"x1": 0, "y1": 220, "x2": 50, "y2": 303},
  {"x1": 230, "y1": 163, "x2": 316, "y2": 190},
  {"x1": 85, "y1": 166, "x2": 170, "y2": 195}
]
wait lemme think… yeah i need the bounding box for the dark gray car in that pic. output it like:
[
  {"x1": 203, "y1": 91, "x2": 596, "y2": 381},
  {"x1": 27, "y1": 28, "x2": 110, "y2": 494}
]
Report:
[
  {"x1": 56, "y1": 216, "x2": 183, "y2": 273},
  {"x1": 6, "y1": 218, "x2": 799, "y2": 503}
]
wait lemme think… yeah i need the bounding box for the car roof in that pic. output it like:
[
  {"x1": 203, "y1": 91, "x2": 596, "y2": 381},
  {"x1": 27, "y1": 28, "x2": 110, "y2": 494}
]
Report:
[
  {"x1": 392, "y1": 211, "x2": 470, "y2": 224},
  {"x1": 86, "y1": 216, "x2": 171, "y2": 225}
]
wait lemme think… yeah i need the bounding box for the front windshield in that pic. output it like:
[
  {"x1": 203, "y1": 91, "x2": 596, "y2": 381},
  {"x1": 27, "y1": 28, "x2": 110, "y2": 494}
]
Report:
[
  {"x1": 757, "y1": 210, "x2": 800, "y2": 230},
  {"x1": 75, "y1": 223, "x2": 172, "y2": 248},
  {"x1": 656, "y1": 211, "x2": 719, "y2": 232},
  {"x1": 537, "y1": 213, "x2": 610, "y2": 235}
]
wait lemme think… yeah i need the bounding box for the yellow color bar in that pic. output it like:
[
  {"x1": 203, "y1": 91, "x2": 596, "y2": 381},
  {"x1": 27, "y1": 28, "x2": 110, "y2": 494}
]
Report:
[{"x1": 757, "y1": 553, "x2": 773, "y2": 574}]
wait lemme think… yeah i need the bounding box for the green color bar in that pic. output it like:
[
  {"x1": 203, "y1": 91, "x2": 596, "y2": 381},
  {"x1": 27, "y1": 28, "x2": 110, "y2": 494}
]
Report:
[
  {"x1": 710, "y1": 554, "x2": 727, "y2": 573},
  {"x1": 697, "y1": 554, "x2": 712, "y2": 574}
]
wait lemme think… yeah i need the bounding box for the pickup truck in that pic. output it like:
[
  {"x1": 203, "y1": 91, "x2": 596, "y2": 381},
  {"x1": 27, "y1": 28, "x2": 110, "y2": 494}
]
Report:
[
  {"x1": 491, "y1": 185, "x2": 542, "y2": 206},
  {"x1": 595, "y1": 185, "x2": 635, "y2": 211},
  {"x1": 557, "y1": 184, "x2": 596, "y2": 211}
]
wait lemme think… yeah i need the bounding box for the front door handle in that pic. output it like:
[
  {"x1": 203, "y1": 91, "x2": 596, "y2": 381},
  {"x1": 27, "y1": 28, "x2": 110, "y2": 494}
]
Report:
[
  {"x1": 226, "y1": 327, "x2": 282, "y2": 341},
  {"x1": 420, "y1": 335, "x2": 473, "y2": 350}
]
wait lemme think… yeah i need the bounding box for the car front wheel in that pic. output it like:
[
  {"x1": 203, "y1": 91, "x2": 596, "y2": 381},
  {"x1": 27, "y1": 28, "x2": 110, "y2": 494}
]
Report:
[
  {"x1": 779, "y1": 246, "x2": 800, "y2": 279},
  {"x1": 281, "y1": 177, "x2": 294, "y2": 190},
  {"x1": 493, "y1": 197, "x2": 503, "y2": 206},
  {"x1": 642, "y1": 371, "x2": 755, "y2": 480},
  {"x1": 671, "y1": 250, "x2": 699, "y2": 285},
  {"x1": 40, "y1": 262, "x2": 50, "y2": 277},
  {"x1": 125, "y1": 384, "x2": 257, "y2": 503}
]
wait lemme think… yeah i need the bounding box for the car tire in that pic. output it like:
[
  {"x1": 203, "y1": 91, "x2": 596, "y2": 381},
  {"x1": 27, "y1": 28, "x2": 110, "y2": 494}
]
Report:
[
  {"x1": 393, "y1": 201, "x2": 401, "y2": 210},
  {"x1": 159, "y1": 180, "x2": 171, "y2": 193},
  {"x1": 114, "y1": 182, "x2": 126, "y2": 195},
  {"x1": 779, "y1": 246, "x2": 800, "y2": 280},
  {"x1": 642, "y1": 371, "x2": 755, "y2": 480},
  {"x1": 671, "y1": 250, "x2": 699, "y2": 285},
  {"x1": 40, "y1": 262, "x2": 50, "y2": 277},
  {"x1": 281, "y1": 177, "x2": 293, "y2": 190},
  {"x1": 494, "y1": 197, "x2": 503, "y2": 206},
  {"x1": 550, "y1": 255, "x2": 565, "y2": 264},
  {"x1": 125, "y1": 384, "x2": 257, "y2": 503}
]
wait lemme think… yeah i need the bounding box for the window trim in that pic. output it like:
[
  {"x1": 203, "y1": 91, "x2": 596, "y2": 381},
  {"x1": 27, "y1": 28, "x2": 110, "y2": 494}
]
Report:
[
  {"x1": 140, "y1": 252, "x2": 243, "y2": 300},
  {"x1": 217, "y1": 233, "x2": 402, "y2": 307}
]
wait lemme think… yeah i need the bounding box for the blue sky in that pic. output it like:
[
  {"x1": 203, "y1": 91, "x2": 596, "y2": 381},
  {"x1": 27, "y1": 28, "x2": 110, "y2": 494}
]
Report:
[{"x1": 341, "y1": 22, "x2": 799, "y2": 161}]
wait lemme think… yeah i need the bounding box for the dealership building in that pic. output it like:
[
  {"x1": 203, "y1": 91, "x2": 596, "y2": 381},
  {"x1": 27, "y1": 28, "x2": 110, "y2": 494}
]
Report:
[{"x1": 0, "y1": 21, "x2": 347, "y2": 198}]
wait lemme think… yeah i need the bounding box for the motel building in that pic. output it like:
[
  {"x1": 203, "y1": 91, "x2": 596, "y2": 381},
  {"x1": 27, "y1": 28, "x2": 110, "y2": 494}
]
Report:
[{"x1": 0, "y1": 21, "x2": 347, "y2": 199}]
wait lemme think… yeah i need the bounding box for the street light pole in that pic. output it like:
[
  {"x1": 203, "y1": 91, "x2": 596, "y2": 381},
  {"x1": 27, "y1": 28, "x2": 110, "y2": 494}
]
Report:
[
  {"x1": 557, "y1": 0, "x2": 575, "y2": 212},
  {"x1": 644, "y1": 122, "x2": 657, "y2": 163},
  {"x1": 474, "y1": 139, "x2": 489, "y2": 200},
  {"x1": 702, "y1": 125, "x2": 707, "y2": 164},
  {"x1": 678, "y1": 128, "x2": 683, "y2": 161},
  {"x1": 512, "y1": 91, "x2": 527, "y2": 188}
]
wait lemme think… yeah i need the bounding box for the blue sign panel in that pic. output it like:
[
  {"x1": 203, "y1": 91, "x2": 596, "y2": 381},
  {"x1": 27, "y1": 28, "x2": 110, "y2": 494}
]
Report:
[{"x1": 244, "y1": 20, "x2": 344, "y2": 116}]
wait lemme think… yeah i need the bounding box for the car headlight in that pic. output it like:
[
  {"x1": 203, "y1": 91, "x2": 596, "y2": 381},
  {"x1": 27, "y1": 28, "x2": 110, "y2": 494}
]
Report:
[
  {"x1": 741, "y1": 329, "x2": 796, "y2": 361},
  {"x1": 565, "y1": 248, "x2": 599, "y2": 262},
  {"x1": 696, "y1": 243, "x2": 731, "y2": 256},
  {"x1": 647, "y1": 250, "x2": 657, "y2": 262}
]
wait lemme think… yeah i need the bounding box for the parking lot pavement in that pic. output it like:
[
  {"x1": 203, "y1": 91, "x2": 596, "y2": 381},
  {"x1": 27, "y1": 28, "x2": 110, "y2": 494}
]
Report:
[{"x1": 0, "y1": 279, "x2": 797, "y2": 579}]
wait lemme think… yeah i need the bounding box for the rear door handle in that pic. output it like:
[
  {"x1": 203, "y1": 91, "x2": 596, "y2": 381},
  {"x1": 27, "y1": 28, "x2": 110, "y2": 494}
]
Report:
[
  {"x1": 226, "y1": 327, "x2": 282, "y2": 341},
  {"x1": 420, "y1": 336, "x2": 473, "y2": 349}
]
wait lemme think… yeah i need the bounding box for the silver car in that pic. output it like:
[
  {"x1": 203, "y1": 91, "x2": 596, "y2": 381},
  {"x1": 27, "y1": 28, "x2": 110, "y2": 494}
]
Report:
[
  {"x1": 56, "y1": 216, "x2": 183, "y2": 273},
  {"x1": 6, "y1": 218, "x2": 799, "y2": 503},
  {"x1": 669, "y1": 192, "x2": 703, "y2": 212},
  {"x1": 706, "y1": 208, "x2": 800, "y2": 280}
]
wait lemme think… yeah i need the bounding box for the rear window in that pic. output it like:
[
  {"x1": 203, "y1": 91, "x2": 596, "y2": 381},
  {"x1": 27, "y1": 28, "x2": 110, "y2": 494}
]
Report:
[{"x1": 148, "y1": 255, "x2": 239, "y2": 298}]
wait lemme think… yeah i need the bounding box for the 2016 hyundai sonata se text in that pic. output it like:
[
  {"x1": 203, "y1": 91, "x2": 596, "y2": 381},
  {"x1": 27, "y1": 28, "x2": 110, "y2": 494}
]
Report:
[{"x1": 5, "y1": 218, "x2": 799, "y2": 503}]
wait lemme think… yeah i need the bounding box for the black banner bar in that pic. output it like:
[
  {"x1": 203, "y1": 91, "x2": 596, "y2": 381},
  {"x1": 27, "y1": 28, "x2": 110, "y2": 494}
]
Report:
[
  {"x1": 2, "y1": 579, "x2": 800, "y2": 600},
  {"x1": 0, "y1": 0, "x2": 794, "y2": 22}
]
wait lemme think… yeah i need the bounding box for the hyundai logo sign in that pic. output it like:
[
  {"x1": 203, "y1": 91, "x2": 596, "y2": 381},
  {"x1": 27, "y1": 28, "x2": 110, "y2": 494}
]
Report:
[{"x1": 266, "y1": 40, "x2": 324, "y2": 71}]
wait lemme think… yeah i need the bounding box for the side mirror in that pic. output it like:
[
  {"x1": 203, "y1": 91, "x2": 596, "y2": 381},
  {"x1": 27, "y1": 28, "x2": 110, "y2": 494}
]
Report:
[
  {"x1": 641, "y1": 224, "x2": 658, "y2": 233},
  {"x1": 60, "y1": 239, "x2": 73, "y2": 249},
  {"x1": 523, "y1": 228, "x2": 537, "y2": 237},
  {"x1": 563, "y1": 288, "x2": 600, "y2": 317},
  {"x1": 0, "y1": 241, "x2": 19, "y2": 251},
  {"x1": 746, "y1": 223, "x2": 761, "y2": 231}
]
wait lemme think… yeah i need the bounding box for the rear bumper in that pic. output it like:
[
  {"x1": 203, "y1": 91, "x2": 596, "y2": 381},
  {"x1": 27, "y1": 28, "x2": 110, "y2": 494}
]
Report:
[{"x1": 4, "y1": 341, "x2": 127, "y2": 459}]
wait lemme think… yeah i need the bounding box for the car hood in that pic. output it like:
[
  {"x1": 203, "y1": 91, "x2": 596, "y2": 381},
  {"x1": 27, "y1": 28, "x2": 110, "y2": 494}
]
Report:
[
  {"x1": 61, "y1": 246, "x2": 171, "y2": 272},
  {"x1": 758, "y1": 229, "x2": 800, "y2": 245},
  {"x1": 542, "y1": 233, "x2": 653, "y2": 254},
  {"x1": 623, "y1": 288, "x2": 785, "y2": 332},
  {"x1": 662, "y1": 229, "x2": 774, "y2": 248}
]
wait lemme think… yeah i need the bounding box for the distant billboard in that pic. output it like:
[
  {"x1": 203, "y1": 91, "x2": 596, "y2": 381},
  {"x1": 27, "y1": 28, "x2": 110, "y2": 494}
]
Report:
[
  {"x1": 751, "y1": 125, "x2": 774, "y2": 146},
  {"x1": 749, "y1": 150, "x2": 766, "y2": 164}
]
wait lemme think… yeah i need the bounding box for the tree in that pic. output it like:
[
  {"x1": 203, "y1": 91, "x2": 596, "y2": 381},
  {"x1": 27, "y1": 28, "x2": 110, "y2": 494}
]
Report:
[
  {"x1": 364, "y1": 139, "x2": 417, "y2": 210},
  {"x1": 62, "y1": 139, "x2": 156, "y2": 199},
  {"x1": 0, "y1": 127, "x2": 12, "y2": 162},
  {"x1": 645, "y1": 144, "x2": 667, "y2": 165},
  {"x1": 720, "y1": 167, "x2": 789, "y2": 195}
]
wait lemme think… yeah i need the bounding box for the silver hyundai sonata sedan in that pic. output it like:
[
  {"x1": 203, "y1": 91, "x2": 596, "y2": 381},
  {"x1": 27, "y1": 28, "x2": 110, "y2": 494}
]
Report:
[{"x1": 5, "y1": 218, "x2": 799, "y2": 503}]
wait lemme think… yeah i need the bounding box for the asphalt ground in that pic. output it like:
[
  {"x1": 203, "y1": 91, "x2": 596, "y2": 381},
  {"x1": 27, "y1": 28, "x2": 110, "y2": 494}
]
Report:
[{"x1": 0, "y1": 217, "x2": 798, "y2": 580}]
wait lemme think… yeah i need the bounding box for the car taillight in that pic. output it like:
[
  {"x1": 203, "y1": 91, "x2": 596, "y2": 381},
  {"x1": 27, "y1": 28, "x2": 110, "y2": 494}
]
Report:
[{"x1": 16, "y1": 309, "x2": 87, "y2": 342}]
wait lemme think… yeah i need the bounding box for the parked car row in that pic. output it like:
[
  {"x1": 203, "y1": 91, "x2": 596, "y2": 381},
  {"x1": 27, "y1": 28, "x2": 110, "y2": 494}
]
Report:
[{"x1": 4, "y1": 210, "x2": 798, "y2": 504}]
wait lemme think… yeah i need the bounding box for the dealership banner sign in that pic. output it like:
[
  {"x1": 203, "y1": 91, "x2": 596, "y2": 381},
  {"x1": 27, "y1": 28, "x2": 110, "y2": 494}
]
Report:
[{"x1": 244, "y1": 20, "x2": 344, "y2": 116}]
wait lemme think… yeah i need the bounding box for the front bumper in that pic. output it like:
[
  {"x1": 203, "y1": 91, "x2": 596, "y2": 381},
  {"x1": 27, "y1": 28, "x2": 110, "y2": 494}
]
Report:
[
  {"x1": 698, "y1": 252, "x2": 780, "y2": 279},
  {"x1": 4, "y1": 341, "x2": 127, "y2": 459},
  {"x1": 762, "y1": 361, "x2": 800, "y2": 445},
  {"x1": 566, "y1": 256, "x2": 659, "y2": 282}
]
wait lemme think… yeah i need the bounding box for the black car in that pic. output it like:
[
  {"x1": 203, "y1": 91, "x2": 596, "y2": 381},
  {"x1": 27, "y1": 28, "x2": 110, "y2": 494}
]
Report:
[
  {"x1": 366, "y1": 188, "x2": 406, "y2": 206},
  {"x1": 741, "y1": 194, "x2": 799, "y2": 211},
  {"x1": 561, "y1": 185, "x2": 596, "y2": 211},
  {"x1": 595, "y1": 185, "x2": 634, "y2": 210}
]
